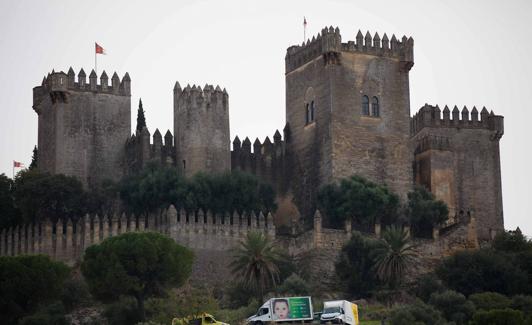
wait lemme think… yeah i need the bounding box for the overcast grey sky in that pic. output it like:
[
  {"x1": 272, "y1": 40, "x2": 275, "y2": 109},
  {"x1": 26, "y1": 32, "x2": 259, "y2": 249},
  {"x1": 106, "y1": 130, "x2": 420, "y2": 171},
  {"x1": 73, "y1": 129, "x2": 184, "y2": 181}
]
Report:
[{"x1": 0, "y1": 0, "x2": 530, "y2": 235}]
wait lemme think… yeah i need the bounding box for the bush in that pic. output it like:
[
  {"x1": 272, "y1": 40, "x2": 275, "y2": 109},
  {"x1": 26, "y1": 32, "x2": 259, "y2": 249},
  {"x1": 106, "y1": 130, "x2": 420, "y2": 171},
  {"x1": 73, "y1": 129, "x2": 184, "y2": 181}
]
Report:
[
  {"x1": 19, "y1": 301, "x2": 68, "y2": 325},
  {"x1": 428, "y1": 290, "x2": 475, "y2": 324},
  {"x1": 469, "y1": 292, "x2": 511, "y2": 311},
  {"x1": 60, "y1": 278, "x2": 91, "y2": 311},
  {"x1": 407, "y1": 186, "x2": 448, "y2": 238},
  {"x1": 103, "y1": 296, "x2": 142, "y2": 325},
  {"x1": 388, "y1": 300, "x2": 445, "y2": 325},
  {"x1": 0, "y1": 255, "x2": 70, "y2": 324},
  {"x1": 224, "y1": 282, "x2": 257, "y2": 309},
  {"x1": 335, "y1": 231, "x2": 380, "y2": 297},
  {"x1": 436, "y1": 249, "x2": 528, "y2": 296},
  {"x1": 512, "y1": 295, "x2": 532, "y2": 316},
  {"x1": 214, "y1": 300, "x2": 259, "y2": 325},
  {"x1": 471, "y1": 308, "x2": 525, "y2": 325},
  {"x1": 412, "y1": 273, "x2": 446, "y2": 302},
  {"x1": 492, "y1": 228, "x2": 532, "y2": 253},
  {"x1": 277, "y1": 273, "x2": 310, "y2": 296}
]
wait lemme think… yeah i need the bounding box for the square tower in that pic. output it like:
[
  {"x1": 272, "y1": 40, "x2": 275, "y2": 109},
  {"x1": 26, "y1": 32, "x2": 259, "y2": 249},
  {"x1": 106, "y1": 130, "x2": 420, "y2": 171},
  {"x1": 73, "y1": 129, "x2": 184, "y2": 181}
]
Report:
[
  {"x1": 33, "y1": 68, "x2": 131, "y2": 188},
  {"x1": 285, "y1": 27, "x2": 414, "y2": 216}
]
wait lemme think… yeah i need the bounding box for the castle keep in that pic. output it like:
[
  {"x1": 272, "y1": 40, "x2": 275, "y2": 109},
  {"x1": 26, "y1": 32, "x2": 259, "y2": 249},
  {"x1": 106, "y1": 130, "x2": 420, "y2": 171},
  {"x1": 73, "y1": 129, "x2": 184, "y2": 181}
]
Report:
[{"x1": 30, "y1": 26, "x2": 504, "y2": 243}]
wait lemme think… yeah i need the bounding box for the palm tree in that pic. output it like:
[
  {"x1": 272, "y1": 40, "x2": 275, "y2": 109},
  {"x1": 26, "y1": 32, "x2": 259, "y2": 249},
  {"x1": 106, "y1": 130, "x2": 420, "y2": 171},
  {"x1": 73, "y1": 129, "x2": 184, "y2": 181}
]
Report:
[
  {"x1": 372, "y1": 225, "x2": 418, "y2": 288},
  {"x1": 230, "y1": 231, "x2": 282, "y2": 299}
]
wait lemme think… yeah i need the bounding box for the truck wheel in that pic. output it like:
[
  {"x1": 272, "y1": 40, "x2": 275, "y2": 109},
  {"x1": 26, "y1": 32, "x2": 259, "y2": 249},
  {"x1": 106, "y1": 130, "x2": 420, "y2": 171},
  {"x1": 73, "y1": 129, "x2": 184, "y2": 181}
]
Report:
[{"x1": 255, "y1": 321, "x2": 263, "y2": 325}]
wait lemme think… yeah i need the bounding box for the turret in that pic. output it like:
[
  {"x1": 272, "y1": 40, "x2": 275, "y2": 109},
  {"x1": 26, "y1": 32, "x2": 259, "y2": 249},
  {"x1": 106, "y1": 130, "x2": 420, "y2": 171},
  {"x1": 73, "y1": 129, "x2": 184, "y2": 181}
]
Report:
[{"x1": 174, "y1": 82, "x2": 230, "y2": 176}]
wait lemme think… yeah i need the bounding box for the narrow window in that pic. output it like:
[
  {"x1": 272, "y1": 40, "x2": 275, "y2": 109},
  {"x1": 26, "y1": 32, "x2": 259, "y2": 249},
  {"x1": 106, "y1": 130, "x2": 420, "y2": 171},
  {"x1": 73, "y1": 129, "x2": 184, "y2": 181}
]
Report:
[
  {"x1": 182, "y1": 160, "x2": 186, "y2": 170},
  {"x1": 305, "y1": 103, "x2": 310, "y2": 124},
  {"x1": 362, "y1": 95, "x2": 369, "y2": 115},
  {"x1": 371, "y1": 96, "x2": 380, "y2": 117},
  {"x1": 310, "y1": 101, "x2": 315, "y2": 122}
]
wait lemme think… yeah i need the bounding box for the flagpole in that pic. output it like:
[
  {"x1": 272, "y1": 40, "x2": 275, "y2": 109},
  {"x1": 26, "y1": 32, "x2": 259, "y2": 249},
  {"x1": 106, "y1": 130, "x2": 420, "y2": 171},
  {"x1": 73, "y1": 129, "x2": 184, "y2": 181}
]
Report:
[
  {"x1": 95, "y1": 47, "x2": 97, "y2": 75},
  {"x1": 12, "y1": 161, "x2": 14, "y2": 179}
]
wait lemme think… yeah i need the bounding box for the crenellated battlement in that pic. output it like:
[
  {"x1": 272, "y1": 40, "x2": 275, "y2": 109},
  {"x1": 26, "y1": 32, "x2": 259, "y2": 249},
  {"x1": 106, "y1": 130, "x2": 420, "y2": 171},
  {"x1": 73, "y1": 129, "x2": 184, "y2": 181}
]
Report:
[
  {"x1": 125, "y1": 127, "x2": 175, "y2": 172},
  {"x1": 231, "y1": 128, "x2": 288, "y2": 189},
  {"x1": 0, "y1": 205, "x2": 276, "y2": 263},
  {"x1": 411, "y1": 104, "x2": 504, "y2": 140},
  {"x1": 33, "y1": 68, "x2": 130, "y2": 107},
  {"x1": 174, "y1": 82, "x2": 228, "y2": 111},
  {"x1": 285, "y1": 26, "x2": 414, "y2": 73}
]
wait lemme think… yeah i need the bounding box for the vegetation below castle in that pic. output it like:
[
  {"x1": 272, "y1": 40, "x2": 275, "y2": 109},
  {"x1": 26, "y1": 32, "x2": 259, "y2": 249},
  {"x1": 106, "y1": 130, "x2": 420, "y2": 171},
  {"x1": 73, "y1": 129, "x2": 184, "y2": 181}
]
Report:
[
  {"x1": 2, "y1": 228, "x2": 532, "y2": 324},
  {"x1": 0, "y1": 165, "x2": 276, "y2": 229}
]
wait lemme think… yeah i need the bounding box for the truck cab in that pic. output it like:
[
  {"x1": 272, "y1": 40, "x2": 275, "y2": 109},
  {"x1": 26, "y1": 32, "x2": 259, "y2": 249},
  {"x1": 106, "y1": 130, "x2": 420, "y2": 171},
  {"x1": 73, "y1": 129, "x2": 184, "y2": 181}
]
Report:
[
  {"x1": 247, "y1": 301, "x2": 272, "y2": 324},
  {"x1": 320, "y1": 300, "x2": 358, "y2": 325}
]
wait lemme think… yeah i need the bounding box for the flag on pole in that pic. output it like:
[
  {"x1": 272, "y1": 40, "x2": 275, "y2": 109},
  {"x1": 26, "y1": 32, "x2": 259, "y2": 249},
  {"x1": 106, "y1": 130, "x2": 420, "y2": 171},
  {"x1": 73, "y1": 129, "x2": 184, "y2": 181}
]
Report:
[
  {"x1": 13, "y1": 161, "x2": 24, "y2": 168},
  {"x1": 303, "y1": 17, "x2": 308, "y2": 43},
  {"x1": 95, "y1": 42, "x2": 106, "y2": 55}
]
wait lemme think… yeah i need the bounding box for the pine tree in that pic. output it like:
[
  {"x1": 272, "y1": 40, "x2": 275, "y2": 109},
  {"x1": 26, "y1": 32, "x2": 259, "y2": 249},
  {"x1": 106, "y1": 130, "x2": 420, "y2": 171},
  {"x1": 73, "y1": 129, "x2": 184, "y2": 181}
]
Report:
[
  {"x1": 136, "y1": 98, "x2": 146, "y2": 134},
  {"x1": 29, "y1": 145, "x2": 38, "y2": 170}
]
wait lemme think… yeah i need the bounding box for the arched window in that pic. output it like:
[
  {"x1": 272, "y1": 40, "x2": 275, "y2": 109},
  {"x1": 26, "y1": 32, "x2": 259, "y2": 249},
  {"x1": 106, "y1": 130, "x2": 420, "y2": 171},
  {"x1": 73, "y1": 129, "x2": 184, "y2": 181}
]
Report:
[
  {"x1": 310, "y1": 101, "x2": 315, "y2": 122},
  {"x1": 305, "y1": 103, "x2": 310, "y2": 124},
  {"x1": 371, "y1": 96, "x2": 380, "y2": 117},
  {"x1": 362, "y1": 95, "x2": 369, "y2": 116}
]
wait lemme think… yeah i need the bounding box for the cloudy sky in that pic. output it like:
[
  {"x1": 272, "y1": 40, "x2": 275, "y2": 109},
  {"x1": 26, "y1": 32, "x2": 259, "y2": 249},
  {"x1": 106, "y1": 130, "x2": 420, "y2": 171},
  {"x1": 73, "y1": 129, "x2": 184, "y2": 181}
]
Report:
[{"x1": 0, "y1": 0, "x2": 530, "y2": 235}]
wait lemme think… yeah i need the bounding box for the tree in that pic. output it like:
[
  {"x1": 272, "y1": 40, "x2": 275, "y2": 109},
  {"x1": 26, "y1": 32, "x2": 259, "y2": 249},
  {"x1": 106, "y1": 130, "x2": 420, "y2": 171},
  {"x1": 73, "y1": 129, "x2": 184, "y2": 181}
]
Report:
[
  {"x1": 29, "y1": 146, "x2": 38, "y2": 170},
  {"x1": 429, "y1": 290, "x2": 475, "y2": 325},
  {"x1": 81, "y1": 232, "x2": 194, "y2": 321},
  {"x1": 136, "y1": 98, "x2": 147, "y2": 133},
  {"x1": 372, "y1": 226, "x2": 417, "y2": 289},
  {"x1": 407, "y1": 186, "x2": 448, "y2": 238},
  {"x1": 317, "y1": 175, "x2": 399, "y2": 229},
  {"x1": 0, "y1": 255, "x2": 70, "y2": 324},
  {"x1": 492, "y1": 228, "x2": 532, "y2": 253},
  {"x1": 469, "y1": 292, "x2": 511, "y2": 311},
  {"x1": 85, "y1": 179, "x2": 119, "y2": 217},
  {"x1": 0, "y1": 173, "x2": 19, "y2": 228},
  {"x1": 13, "y1": 170, "x2": 85, "y2": 223},
  {"x1": 335, "y1": 231, "x2": 380, "y2": 297},
  {"x1": 436, "y1": 248, "x2": 529, "y2": 296},
  {"x1": 230, "y1": 231, "x2": 282, "y2": 300}
]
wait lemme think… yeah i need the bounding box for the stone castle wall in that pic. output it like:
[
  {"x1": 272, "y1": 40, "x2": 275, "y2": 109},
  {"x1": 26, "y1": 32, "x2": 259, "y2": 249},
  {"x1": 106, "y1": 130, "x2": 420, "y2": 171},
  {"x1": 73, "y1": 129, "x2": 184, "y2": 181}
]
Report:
[{"x1": 0, "y1": 206, "x2": 275, "y2": 286}]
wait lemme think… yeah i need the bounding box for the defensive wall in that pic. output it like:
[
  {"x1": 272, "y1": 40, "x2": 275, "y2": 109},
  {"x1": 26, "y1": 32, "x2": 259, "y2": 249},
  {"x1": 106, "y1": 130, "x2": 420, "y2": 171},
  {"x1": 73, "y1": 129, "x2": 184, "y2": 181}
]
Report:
[{"x1": 0, "y1": 205, "x2": 479, "y2": 286}]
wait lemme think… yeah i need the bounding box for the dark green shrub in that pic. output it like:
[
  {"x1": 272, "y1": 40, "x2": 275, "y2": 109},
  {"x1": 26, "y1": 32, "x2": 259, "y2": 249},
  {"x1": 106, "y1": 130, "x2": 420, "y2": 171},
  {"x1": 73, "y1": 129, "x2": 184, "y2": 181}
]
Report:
[
  {"x1": 388, "y1": 300, "x2": 445, "y2": 325},
  {"x1": 277, "y1": 273, "x2": 310, "y2": 296},
  {"x1": 469, "y1": 292, "x2": 511, "y2": 311},
  {"x1": 19, "y1": 302, "x2": 68, "y2": 325},
  {"x1": 0, "y1": 255, "x2": 70, "y2": 324},
  {"x1": 428, "y1": 290, "x2": 475, "y2": 324},
  {"x1": 60, "y1": 278, "x2": 91, "y2": 311},
  {"x1": 103, "y1": 296, "x2": 142, "y2": 325},
  {"x1": 471, "y1": 308, "x2": 524, "y2": 325},
  {"x1": 436, "y1": 249, "x2": 527, "y2": 296},
  {"x1": 335, "y1": 231, "x2": 380, "y2": 297},
  {"x1": 412, "y1": 273, "x2": 446, "y2": 302},
  {"x1": 512, "y1": 295, "x2": 532, "y2": 316}
]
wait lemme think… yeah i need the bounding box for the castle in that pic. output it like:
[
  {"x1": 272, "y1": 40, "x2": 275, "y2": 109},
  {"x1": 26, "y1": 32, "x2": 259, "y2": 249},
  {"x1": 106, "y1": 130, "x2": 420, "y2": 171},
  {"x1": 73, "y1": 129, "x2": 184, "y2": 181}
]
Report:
[{"x1": 31, "y1": 26, "x2": 504, "y2": 244}]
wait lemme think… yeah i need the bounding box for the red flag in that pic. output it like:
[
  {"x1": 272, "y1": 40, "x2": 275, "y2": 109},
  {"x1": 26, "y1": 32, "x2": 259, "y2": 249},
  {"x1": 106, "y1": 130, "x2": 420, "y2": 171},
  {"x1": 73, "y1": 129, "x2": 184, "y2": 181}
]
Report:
[
  {"x1": 13, "y1": 161, "x2": 23, "y2": 168},
  {"x1": 95, "y1": 42, "x2": 106, "y2": 55}
]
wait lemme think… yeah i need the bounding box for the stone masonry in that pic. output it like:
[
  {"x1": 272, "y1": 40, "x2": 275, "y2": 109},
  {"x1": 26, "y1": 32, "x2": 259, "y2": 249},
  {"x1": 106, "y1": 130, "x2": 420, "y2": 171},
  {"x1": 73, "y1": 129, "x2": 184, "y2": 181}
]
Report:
[{"x1": 27, "y1": 25, "x2": 505, "y2": 273}]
